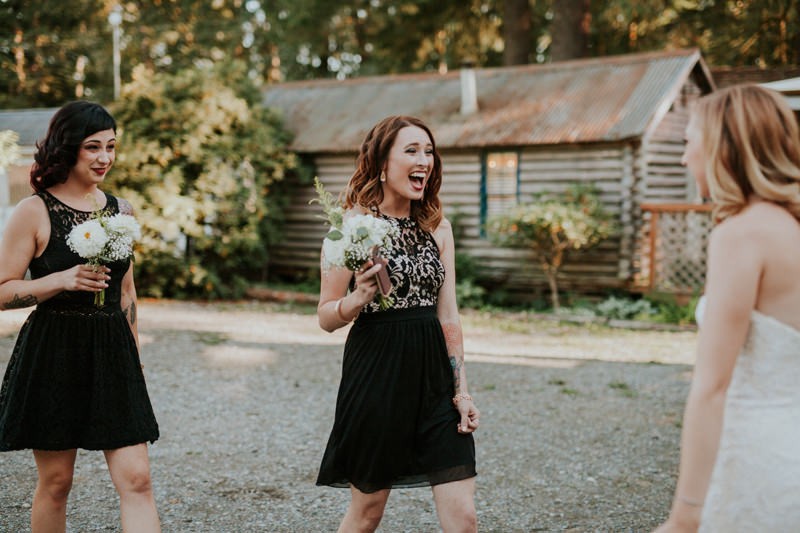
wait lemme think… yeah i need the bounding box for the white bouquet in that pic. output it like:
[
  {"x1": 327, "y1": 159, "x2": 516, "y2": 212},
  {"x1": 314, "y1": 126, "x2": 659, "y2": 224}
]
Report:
[
  {"x1": 67, "y1": 210, "x2": 141, "y2": 306},
  {"x1": 311, "y1": 178, "x2": 397, "y2": 309}
]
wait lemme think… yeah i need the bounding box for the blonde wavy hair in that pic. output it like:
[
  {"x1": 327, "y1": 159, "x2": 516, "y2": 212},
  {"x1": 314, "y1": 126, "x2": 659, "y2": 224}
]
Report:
[
  {"x1": 343, "y1": 115, "x2": 443, "y2": 232},
  {"x1": 693, "y1": 84, "x2": 800, "y2": 223}
]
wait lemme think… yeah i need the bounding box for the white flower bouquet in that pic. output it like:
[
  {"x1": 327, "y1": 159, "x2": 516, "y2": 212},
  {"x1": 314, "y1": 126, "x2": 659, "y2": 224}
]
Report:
[
  {"x1": 67, "y1": 209, "x2": 141, "y2": 306},
  {"x1": 311, "y1": 178, "x2": 396, "y2": 310}
]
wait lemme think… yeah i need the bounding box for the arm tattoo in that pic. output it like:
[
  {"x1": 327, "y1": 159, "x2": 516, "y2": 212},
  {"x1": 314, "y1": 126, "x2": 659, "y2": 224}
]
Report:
[
  {"x1": 2, "y1": 293, "x2": 38, "y2": 310},
  {"x1": 124, "y1": 301, "x2": 137, "y2": 326},
  {"x1": 442, "y1": 322, "x2": 464, "y2": 390},
  {"x1": 449, "y1": 356, "x2": 464, "y2": 391}
]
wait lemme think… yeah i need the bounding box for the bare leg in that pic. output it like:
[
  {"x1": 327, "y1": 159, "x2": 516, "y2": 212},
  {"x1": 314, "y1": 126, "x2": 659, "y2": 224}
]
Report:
[
  {"x1": 31, "y1": 449, "x2": 78, "y2": 533},
  {"x1": 104, "y1": 444, "x2": 161, "y2": 533},
  {"x1": 432, "y1": 478, "x2": 477, "y2": 533},
  {"x1": 338, "y1": 486, "x2": 391, "y2": 533}
]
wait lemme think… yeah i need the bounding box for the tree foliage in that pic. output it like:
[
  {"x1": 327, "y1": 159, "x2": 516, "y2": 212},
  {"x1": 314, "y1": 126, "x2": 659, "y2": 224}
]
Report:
[
  {"x1": 107, "y1": 63, "x2": 304, "y2": 298},
  {"x1": 487, "y1": 185, "x2": 616, "y2": 311},
  {"x1": 3, "y1": 1, "x2": 797, "y2": 109}
]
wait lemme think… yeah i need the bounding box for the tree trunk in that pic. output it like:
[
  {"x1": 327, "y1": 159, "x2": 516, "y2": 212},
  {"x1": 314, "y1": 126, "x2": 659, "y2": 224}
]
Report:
[
  {"x1": 543, "y1": 263, "x2": 560, "y2": 312},
  {"x1": 502, "y1": 0, "x2": 532, "y2": 65},
  {"x1": 549, "y1": 0, "x2": 591, "y2": 61}
]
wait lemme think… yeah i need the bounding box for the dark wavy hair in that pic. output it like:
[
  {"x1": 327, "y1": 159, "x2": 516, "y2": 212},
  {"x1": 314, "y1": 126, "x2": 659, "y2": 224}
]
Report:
[
  {"x1": 30, "y1": 101, "x2": 117, "y2": 192},
  {"x1": 344, "y1": 115, "x2": 443, "y2": 232}
]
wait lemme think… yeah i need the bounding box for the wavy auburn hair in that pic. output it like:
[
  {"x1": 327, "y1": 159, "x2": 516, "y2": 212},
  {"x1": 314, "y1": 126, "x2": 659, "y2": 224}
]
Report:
[
  {"x1": 30, "y1": 101, "x2": 117, "y2": 192},
  {"x1": 343, "y1": 115, "x2": 443, "y2": 232},
  {"x1": 694, "y1": 84, "x2": 800, "y2": 223}
]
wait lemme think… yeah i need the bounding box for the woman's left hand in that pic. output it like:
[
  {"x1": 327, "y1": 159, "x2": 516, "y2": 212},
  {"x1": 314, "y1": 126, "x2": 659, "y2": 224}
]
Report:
[{"x1": 456, "y1": 399, "x2": 480, "y2": 434}]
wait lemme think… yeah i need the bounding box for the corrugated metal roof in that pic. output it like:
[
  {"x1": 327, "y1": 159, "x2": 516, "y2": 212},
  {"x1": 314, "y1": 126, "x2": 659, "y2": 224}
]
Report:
[
  {"x1": 0, "y1": 108, "x2": 57, "y2": 147},
  {"x1": 263, "y1": 49, "x2": 712, "y2": 153}
]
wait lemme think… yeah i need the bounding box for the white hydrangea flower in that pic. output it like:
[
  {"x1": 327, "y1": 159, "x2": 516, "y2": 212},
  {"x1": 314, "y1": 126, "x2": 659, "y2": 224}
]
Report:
[
  {"x1": 105, "y1": 214, "x2": 141, "y2": 240},
  {"x1": 321, "y1": 231, "x2": 347, "y2": 269},
  {"x1": 67, "y1": 220, "x2": 109, "y2": 259}
]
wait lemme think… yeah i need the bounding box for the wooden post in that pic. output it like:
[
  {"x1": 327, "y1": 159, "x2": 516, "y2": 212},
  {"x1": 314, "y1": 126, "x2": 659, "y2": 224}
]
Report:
[{"x1": 648, "y1": 210, "x2": 659, "y2": 291}]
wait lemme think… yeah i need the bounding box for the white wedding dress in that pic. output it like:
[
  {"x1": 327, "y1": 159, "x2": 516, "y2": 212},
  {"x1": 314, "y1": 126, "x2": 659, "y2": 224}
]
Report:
[{"x1": 695, "y1": 297, "x2": 800, "y2": 531}]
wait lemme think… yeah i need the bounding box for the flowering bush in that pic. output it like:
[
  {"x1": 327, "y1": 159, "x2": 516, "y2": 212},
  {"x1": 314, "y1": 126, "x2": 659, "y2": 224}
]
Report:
[{"x1": 487, "y1": 185, "x2": 615, "y2": 311}]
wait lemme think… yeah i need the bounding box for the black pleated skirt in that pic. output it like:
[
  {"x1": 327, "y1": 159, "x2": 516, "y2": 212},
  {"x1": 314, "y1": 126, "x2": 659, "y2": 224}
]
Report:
[
  {"x1": 317, "y1": 306, "x2": 476, "y2": 493},
  {"x1": 0, "y1": 303, "x2": 159, "y2": 451}
]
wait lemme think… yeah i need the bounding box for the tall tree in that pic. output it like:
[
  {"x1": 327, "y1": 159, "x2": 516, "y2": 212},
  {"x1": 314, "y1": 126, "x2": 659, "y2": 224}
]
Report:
[
  {"x1": 0, "y1": 0, "x2": 111, "y2": 106},
  {"x1": 550, "y1": 0, "x2": 590, "y2": 61},
  {"x1": 502, "y1": 0, "x2": 533, "y2": 65}
]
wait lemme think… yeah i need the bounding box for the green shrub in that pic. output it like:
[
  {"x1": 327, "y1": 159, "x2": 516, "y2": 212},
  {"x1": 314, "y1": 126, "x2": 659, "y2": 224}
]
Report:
[
  {"x1": 645, "y1": 292, "x2": 700, "y2": 325},
  {"x1": 487, "y1": 185, "x2": 616, "y2": 311},
  {"x1": 108, "y1": 63, "x2": 304, "y2": 298},
  {"x1": 595, "y1": 296, "x2": 656, "y2": 320}
]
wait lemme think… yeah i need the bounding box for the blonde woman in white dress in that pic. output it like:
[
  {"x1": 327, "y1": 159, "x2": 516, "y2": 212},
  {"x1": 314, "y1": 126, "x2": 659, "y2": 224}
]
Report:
[{"x1": 655, "y1": 84, "x2": 800, "y2": 532}]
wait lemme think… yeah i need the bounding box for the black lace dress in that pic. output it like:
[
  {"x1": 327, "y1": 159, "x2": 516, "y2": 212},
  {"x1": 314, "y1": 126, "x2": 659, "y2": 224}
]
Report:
[
  {"x1": 0, "y1": 190, "x2": 159, "y2": 451},
  {"x1": 316, "y1": 215, "x2": 476, "y2": 493}
]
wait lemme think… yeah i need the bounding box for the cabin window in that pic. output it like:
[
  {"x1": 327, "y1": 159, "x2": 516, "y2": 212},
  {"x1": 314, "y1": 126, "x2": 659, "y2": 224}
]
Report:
[{"x1": 481, "y1": 151, "x2": 519, "y2": 232}]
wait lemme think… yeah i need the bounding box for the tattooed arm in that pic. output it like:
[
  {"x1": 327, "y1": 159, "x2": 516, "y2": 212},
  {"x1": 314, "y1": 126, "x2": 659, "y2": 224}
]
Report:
[
  {"x1": 0, "y1": 196, "x2": 109, "y2": 310},
  {"x1": 434, "y1": 217, "x2": 480, "y2": 434},
  {"x1": 120, "y1": 262, "x2": 140, "y2": 353}
]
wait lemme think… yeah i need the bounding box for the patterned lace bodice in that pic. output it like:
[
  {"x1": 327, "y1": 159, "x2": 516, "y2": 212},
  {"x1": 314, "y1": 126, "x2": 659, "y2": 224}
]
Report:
[
  {"x1": 360, "y1": 215, "x2": 445, "y2": 313},
  {"x1": 29, "y1": 190, "x2": 131, "y2": 308}
]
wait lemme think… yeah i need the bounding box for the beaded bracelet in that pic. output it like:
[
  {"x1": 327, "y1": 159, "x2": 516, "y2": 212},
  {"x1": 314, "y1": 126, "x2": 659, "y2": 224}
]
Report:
[{"x1": 452, "y1": 393, "x2": 473, "y2": 405}]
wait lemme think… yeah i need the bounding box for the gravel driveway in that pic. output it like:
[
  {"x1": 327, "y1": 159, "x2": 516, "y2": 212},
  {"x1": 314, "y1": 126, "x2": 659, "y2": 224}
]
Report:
[{"x1": 0, "y1": 300, "x2": 697, "y2": 532}]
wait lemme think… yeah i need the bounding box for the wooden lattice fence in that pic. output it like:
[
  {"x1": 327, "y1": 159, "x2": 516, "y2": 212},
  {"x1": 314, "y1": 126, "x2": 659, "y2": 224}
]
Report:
[{"x1": 634, "y1": 203, "x2": 714, "y2": 295}]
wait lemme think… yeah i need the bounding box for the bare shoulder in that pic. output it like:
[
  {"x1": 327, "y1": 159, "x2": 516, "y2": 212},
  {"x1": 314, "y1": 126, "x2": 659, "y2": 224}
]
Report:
[
  {"x1": 432, "y1": 216, "x2": 453, "y2": 252},
  {"x1": 10, "y1": 195, "x2": 47, "y2": 222},
  {"x1": 117, "y1": 197, "x2": 135, "y2": 216},
  {"x1": 712, "y1": 201, "x2": 798, "y2": 253}
]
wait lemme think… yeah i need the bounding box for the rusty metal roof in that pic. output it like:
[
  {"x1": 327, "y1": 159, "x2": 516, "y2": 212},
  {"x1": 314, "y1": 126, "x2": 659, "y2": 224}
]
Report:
[
  {"x1": 0, "y1": 108, "x2": 57, "y2": 147},
  {"x1": 263, "y1": 49, "x2": 713, "y2": 153}
]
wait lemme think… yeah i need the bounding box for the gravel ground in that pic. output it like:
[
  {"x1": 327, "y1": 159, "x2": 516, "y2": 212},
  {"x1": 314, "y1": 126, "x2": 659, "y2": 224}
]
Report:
[{"x1": 0, "y1": 300, "x2": 697, "y2": 532}]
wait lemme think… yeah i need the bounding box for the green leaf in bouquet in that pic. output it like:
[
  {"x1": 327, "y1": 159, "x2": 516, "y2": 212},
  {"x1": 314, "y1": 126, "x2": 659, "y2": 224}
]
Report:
[{"x1": 327, "y1": 229, "x2": 343, "y2": 241}]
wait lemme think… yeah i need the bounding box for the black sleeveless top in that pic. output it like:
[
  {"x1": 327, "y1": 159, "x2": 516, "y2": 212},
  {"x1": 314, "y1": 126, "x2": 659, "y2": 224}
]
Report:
[{"x1": 31, "y1": 190, "x2": 131, "y2": 309}]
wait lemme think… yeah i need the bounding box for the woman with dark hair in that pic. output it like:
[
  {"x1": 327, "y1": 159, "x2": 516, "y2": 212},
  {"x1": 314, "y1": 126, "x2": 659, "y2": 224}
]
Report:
[
  {"x1": 0, "y1": 101, "x2": 161, "y2": 532},
  {"x1": 316, "y1": 115, "x2": 479, "y2": 532},
  {"x1": 654, "y1": 85, "x2": 800, "y2": 532}
]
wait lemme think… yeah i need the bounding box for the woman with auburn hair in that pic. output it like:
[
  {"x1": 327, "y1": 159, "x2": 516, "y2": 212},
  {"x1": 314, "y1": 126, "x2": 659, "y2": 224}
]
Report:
[
  {"x1": 655, "y1": 85, "x2": 800, "y2": 532},
  {"x1": 316, "y1": 115, "x2": 479, "y2": 532}
]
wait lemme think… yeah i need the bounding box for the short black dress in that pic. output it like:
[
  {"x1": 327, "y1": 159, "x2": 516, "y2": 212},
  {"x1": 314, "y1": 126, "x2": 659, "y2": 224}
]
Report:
[
  {"x1": 317, "y1": 215, "x2": 476, "y2": 493},
  {"x1": 0, "y1": 190, "x2": 159, "y2": 451}
]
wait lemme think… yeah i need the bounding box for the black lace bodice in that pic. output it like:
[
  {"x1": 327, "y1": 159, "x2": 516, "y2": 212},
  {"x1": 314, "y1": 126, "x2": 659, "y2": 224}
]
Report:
[
  {"x1": 29, "y1": 190, "x2": 131, "y2": 308},
  {"x1": 360, "y1": 215, "x2": 445, "y2": 313}
]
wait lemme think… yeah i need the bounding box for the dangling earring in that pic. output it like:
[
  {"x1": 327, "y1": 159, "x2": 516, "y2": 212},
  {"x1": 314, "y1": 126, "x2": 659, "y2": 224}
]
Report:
[{"x1": 379, "y1": 170, "x2": 387, "y2": 182}]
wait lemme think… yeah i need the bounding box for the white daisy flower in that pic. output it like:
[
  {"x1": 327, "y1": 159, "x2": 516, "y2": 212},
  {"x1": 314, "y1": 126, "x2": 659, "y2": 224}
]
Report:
[{"x1": 67, "y1": 220, "x2": 109, "y2": 258}]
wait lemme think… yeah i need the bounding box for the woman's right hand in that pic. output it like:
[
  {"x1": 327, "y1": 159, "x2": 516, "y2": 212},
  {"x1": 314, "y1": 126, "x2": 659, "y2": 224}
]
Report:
[
  {"x1": 351, "y1": 260, "x2": 383, "y2": 306},
  {"x1": 61, "y1": 264, "x2": 110, "y2": 293}
]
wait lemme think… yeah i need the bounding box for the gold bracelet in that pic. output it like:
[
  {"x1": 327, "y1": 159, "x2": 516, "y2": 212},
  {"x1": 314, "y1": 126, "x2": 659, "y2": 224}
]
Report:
[
  {"x1": 334, "y1": 298, "x2": 350, "y2": 322},
  {"x1": 677, "y1": 495, "x2": 703, "y2": 507},
  {"x1": 452, "y1": 393, "x2": 473, "y2": 405}
]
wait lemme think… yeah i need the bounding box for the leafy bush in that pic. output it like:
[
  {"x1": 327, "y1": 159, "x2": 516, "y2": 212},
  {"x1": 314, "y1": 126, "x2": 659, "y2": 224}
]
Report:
[
  {"x1": 108, "y1": 63, "x2": 304, "y2": 298},
  {"x1": 645, "y1": 292, "x2": 700, "y2": 325},
  {"x1": 487, "y1": 185, "x2": 616, "y2": 311},
  {"x1": 595, "y1": 296, "x2": 656, "y2": 320}
]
